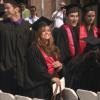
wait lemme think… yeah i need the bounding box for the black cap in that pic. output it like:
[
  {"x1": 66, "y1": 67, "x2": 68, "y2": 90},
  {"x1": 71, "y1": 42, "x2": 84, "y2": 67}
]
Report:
[
  {"x1": 83, "y1": 3, "x2": 97, "y2": 14},
  {"x1": 82, "y1": 36, "x2": 100, "y2": 47},
  {"x1": 64, "y1": 4, "x2": 81, "y2": 15},
  {"x1": 5, "y1": 0, "x2": 17, "y2": 5},
  {"x1": 0, "y1": 4, "x2": 5, "y2": 16},
  {"x1": 32, "y1": 16, "x2": 52, "y2": 31}
]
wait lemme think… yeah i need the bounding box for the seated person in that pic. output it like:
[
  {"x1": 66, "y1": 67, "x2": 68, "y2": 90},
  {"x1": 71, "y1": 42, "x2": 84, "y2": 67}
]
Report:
[{"x1": 24, "y1": 17, "x2": 64, "y2": 100}]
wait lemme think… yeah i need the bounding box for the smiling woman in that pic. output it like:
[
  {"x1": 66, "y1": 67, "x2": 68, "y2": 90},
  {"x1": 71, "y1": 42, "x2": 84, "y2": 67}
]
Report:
[{"x1": 23, "y1": 17, "x2": 64, "y2": 99}]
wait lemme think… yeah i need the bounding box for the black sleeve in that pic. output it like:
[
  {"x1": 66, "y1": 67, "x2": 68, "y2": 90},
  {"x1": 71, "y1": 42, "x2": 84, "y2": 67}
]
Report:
[
  {"x1": 53, "y1": 27, "x2": 70, "y2": 63},
  {"x1": 27, "y1": 46, "x2": 52, "y2": 82}
]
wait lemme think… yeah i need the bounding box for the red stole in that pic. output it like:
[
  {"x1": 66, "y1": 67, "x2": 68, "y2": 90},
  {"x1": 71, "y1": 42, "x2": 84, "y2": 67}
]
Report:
[
  {"x1": 63, "y1": 24, "x2": 75, "y2": 57},
  {"x1": 79, "y1": 24, "x2": 98, "y2": 54},
  {"x1": 39, "y1": 48, "x2": 55, "y2": 75},
  {"x1": 63, "y1": 24, "x2": 99, "y2": 56}
]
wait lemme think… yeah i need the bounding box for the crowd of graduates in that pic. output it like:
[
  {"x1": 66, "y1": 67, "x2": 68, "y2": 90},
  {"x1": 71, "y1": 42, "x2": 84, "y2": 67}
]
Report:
[{"x1": 0, "y1": 0, "x2": 100, "y2": 100}]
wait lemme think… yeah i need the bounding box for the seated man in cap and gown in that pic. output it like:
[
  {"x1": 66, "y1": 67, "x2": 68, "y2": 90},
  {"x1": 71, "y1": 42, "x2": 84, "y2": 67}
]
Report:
[{"x1": 24, "y1": 17, "x2": 64, "y2": 100}]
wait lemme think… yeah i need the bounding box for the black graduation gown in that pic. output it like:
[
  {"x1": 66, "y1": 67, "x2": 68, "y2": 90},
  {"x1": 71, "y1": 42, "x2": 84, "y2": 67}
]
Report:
[
  {"x1": 53, "y1": 25, "x2": 100, "y2": 91},
  {"x1": 52, "y1": 25, "x2": 79, "y2": 87},
  {"x1": 24, "y1": 44, "x2": 63, "y2": 99},
  {"x1": 66, "y1": 28, "x2": 100, "y2": 91},
  {"x1": 0, "y1": 19, "x2": 33, "y2": 94},
  {"x1": 81, "y1": 28, "x2": 100, "y2": 92}
]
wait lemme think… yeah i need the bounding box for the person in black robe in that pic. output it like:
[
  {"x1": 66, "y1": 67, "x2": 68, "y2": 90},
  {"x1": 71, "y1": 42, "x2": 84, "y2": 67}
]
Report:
[
  {"x1": 78, "y1": 3, "x2": 100, "y2": 92},
  {"x1": 52, "y1": 4, "x2": 81, "y2": 87},
  {"x1": 24, "y1": 17, "x2": 64, "y2": 100},
  {"x1": 66, "y1": 3, "x2": 100, "y2": 91},
  {"x1": 0, "y1": 0, "x2": 33, "y2": 95}
]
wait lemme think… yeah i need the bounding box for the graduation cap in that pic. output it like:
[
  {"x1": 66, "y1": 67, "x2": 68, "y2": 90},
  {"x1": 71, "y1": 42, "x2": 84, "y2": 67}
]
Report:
[
  {"x1": 5, "y1": 0, "x2": 18, "y2": 6},
  {"x1": 82, "y1": 36, "x2": 100, "y2": 49},
  {"x1": 32, "y1": 16, "x2": 52, "y2": 31},
  {"x1": 0, "y1": 4, "x2": 5, "y2": 16},
  {"x1": 82, "y1": 3, "x2": 97, "y2": 14},
  {"x1": 64, "y1": 4, "x2": 81, "y2": 15}
]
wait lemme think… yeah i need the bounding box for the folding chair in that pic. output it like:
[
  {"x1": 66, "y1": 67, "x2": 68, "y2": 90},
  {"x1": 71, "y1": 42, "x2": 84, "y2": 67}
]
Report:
[
  {"x1": 62, "y1": 88, "x2": 78, "y2": 100},
  {"x1": 97, "y1": 92, "x2": 100, "y2": 100},
  {"x1": 77, "y1": 89, "x2": 97, "y2": 100},
  {"x1": 33, "y1": 98, "x2": 45, "y2": 100},
  {"x1": 15, "y1": 95, "x2": 32, "y2": 100},
  {"x1": 0, "y1": 90, "x2": 2, "y2": 93},
  {"x1": 0, "y1": 92, "x2": 15, "y2": 100}
]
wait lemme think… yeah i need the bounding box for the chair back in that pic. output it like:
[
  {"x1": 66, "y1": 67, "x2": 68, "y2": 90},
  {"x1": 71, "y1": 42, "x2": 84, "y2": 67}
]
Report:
[
  {"x1": 0, "y1": 92, "x2": 15, "y2": 100},
  {"x1": 62, "y1": 88, "x2": 78, "y2": 100},
  {"x1": 77, "y1": 89, "x2": 97, "y2": 100},
  {"x1": 15, "y1": 95, "x2": 32, "y2": 100}
]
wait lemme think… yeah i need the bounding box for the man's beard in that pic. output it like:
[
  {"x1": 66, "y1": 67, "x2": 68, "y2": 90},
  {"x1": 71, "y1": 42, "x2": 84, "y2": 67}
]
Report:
[{"x1": 5, "y1": 13, "x2": 12, "y2": 18}]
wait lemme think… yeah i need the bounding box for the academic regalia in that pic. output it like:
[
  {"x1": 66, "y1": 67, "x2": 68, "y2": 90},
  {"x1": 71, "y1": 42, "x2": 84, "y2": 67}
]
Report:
[
  {"x1": 32, "y1": 16, "x2": 53, "y2": 31},
  {"x1": 31, "y1": 16, "x2": 53, "y2": 42},
  {"x1": 64, "y1": 4, "x2": 81, "y2": 15},
  {"x1": 53, "y1": 4, "x2": 82, "y2": 88},
  {"x1": 81, "y1": 36, "x2": 100, "y2": 92},
  {"x1": 5, "y1": 0, "x2": 17, "y2": 5},
  {"x1": 79, "y1": 24, "x2": 99, "y2": 53},
  {"x1": 82, "y1": 3, "x2": 97, "y2": 15},
  {"x1": 66, "y1": 25, "x2": 100, "y2": 90},
  {"x1": 82, "y1": 3, "x2": 100, "y2": 51},
  {"x1": 0, "y1": 18, "x2": 33, "y2": 94},
  {"x1": 23, "y1": 45, "x2": 53, "y2": 99},
  {"x1": 67, "y1": 36, "x2": 100, "y2": 92},
  {"x1": 53, "y1": 24, "x2": 80, "y2": 87},
  {"x1": 53, "y1": 20, "x2": 100, "y2": 90},
  {"x1": 24, "y1": 44, "x2": 63, "y2": 99},
  {"x1": 73, "y1": 3, "x2": 100, "y2": 91},
  {"x1": 23, "y1": 17, "x2": 63, "y2": 99}
]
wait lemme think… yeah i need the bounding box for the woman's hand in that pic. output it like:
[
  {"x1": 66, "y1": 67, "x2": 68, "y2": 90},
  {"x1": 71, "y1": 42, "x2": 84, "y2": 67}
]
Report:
[
  {"x1": 51, "y1": 77, "x2": 61, "y2": 86},
  {"x1": 53, "y1": 61, "x2": 62, "y2": 69}
]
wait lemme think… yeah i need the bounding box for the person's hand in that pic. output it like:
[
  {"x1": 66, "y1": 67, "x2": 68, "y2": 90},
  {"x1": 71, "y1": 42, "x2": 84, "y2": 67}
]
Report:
[
  {"x1": 57, "y1": 7, "x2": 61, "y2": 11},
  {"x1": 52, "y1": 77, "x2": 61, "y2": 86},
  {"x1": 62, "y1": 9, "x2": 66, "y2": 14},
  {"x1": 53, "y1": 61, "x2": 62, "y2": 69}
]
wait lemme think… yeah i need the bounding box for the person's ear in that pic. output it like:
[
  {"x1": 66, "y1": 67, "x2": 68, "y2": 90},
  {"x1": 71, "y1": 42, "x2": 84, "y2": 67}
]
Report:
[
  {"x1": 15, "y1": 7, "x2": 20, "y2": 12},
  {"x1": 15, "y1": 7, "x2": 20, "y2": 15}
]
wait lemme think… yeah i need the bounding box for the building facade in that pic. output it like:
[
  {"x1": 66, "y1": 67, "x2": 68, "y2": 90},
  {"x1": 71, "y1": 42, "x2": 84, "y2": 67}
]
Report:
[
  {"x1": 27, "y1": 0, "x2": 98, "y2": 18},
  {"x1": 2, "y1": 0, "x2": 100, "y2": 27},
  {"x1": 27, "y1": 0, "x2": 70, "y2": 18}
]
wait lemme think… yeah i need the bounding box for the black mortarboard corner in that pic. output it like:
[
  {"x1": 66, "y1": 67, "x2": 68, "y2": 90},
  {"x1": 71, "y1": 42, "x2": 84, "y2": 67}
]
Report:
[
  {"x1": 32, "y1": 16, "x2": 52, "y2": 31},
  {"x1": 82, "y1": 36, "x2": 100, "y2": 50},
  {"x1": 64, "y1": 4, "x2": 81, "y2": 15},
  {"x1": 82, "y1": 3, "x2": 97, "y2": 14},
  {"x1": 0, "y1": 4, "x2": 5, "y2": 16},
  {"x1": 5, "y1": 0, "x2": 17, "y2": 6}
]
